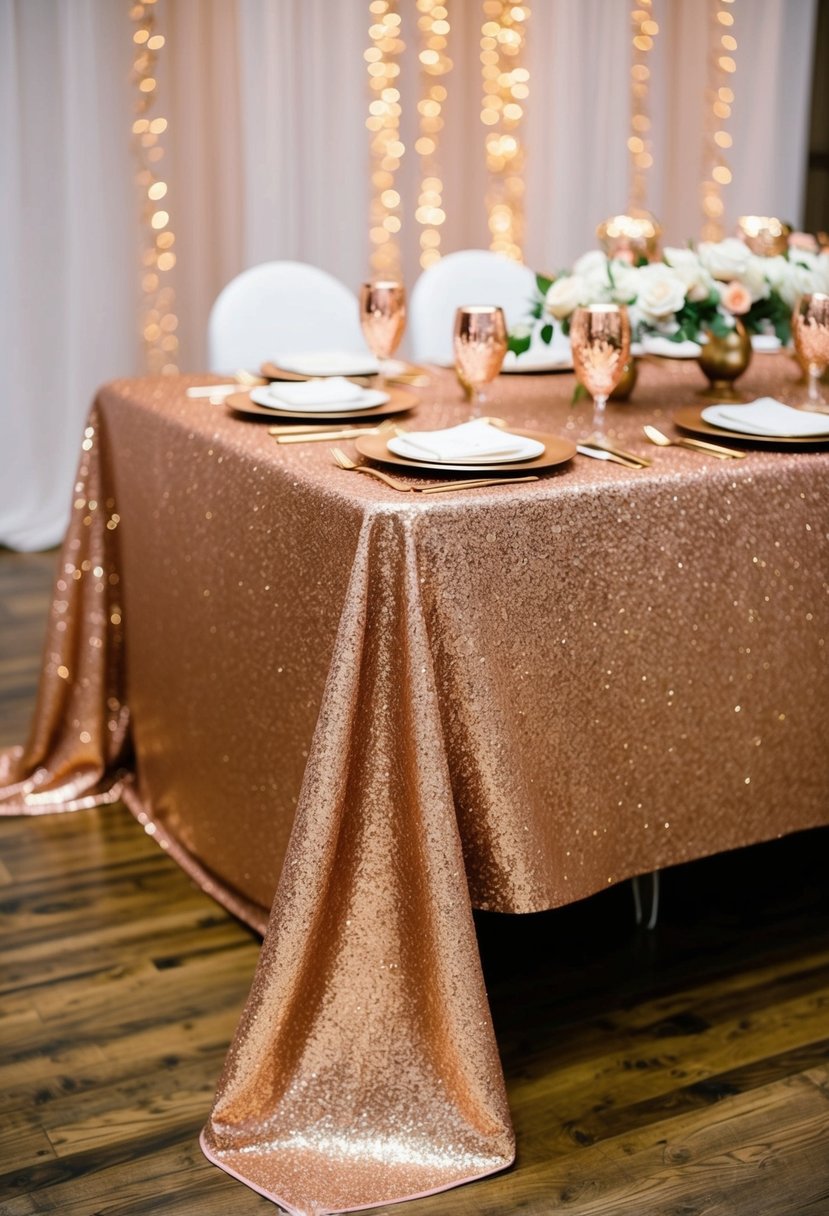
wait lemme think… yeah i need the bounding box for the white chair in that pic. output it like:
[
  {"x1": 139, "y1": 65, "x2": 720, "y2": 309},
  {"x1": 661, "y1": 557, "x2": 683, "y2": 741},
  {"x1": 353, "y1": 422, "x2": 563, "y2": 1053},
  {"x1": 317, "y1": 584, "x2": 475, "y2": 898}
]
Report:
[
  {"x1": 207, "y1": 261, "x2": 368, "y2": 373},
  {"x1": 409, "y1": 250, "x2": 538, "y2": 365}
]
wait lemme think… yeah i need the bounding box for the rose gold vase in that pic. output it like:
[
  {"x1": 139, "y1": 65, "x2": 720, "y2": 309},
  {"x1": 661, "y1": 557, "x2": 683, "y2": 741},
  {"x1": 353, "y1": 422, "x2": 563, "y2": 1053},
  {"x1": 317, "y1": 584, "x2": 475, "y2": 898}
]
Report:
[{"x1": 697, "y1": 320, "x2": 753, "y2": 401}]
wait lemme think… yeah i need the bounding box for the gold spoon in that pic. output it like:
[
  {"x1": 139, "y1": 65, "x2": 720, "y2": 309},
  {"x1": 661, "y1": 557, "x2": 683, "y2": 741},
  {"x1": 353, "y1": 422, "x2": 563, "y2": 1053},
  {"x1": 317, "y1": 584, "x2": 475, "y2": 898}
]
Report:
[{"x1": 643, "y1": 424, "x2": 746, "y2": 459}]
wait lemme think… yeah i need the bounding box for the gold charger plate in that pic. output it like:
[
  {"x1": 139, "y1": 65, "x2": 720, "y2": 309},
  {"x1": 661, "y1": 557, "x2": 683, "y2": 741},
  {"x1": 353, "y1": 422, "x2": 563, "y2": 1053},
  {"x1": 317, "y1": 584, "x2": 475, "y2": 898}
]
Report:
[
  {"x1": 673, "y1": 405, "x2": 829, "y2": 449},
  {"x1": 225, "y1": 387, "x2": 418, "y2": 423},
  {"x1": 354, "y1": 428, "x2": 576, "y2": 475}
]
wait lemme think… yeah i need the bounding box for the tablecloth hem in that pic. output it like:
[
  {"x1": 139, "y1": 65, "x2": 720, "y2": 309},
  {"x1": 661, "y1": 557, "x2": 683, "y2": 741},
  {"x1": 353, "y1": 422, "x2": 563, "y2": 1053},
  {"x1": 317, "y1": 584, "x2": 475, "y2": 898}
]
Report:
[
  {"x1": 199, "y1": 1129, "x2": 515, "y2": 1216},
  {"x1": 121, "y1": 781, "x2": 269, "y2": 935}
]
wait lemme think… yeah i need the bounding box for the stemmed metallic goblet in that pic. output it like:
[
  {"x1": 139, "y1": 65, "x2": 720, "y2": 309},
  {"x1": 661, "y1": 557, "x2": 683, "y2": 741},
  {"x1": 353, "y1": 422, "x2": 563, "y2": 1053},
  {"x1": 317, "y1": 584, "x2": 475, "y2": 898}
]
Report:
[
  {"x1": 792, "y1": 292, "x2": 829, "y2": 408},
  {"x1": 453, "y1": 305, "x2": 508, "y2": 416},
  {"x1": 569, "y1": 303, "x2": 632, "y2": 437},
  {"x1": 359, "y1": 280, "x2": 406, "y2": 391}
]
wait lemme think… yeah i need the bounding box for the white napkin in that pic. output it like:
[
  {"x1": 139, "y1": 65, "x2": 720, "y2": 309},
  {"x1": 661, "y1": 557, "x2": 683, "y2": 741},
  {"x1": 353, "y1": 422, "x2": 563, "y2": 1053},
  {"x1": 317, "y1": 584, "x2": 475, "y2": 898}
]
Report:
[
  {"x1": 388, "y1": 419, "x2": 544, "y2": 464},
  {"x1": 641, "y1": 335, "x2": 701, "y2": 359},
  {"x1": 702, "y1": 397, "x2": 829, "y2": 438},
  {"x1": 273, "y1": 351, "x2": 379, "y2": 376},
  {"x1": 250, "y1": 379, "x2": 384, "y2": 414},
  {"x1": 265, "y1": 377, "x2": 366, "y2": 407}
]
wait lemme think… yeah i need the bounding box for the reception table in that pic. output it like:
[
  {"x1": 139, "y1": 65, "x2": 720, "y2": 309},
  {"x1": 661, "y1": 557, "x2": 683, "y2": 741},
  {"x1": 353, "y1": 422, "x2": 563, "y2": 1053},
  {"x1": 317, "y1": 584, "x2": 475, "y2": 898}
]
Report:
[{"x1": 2, "y1": 356, "x2": 828, "y2": 1215}]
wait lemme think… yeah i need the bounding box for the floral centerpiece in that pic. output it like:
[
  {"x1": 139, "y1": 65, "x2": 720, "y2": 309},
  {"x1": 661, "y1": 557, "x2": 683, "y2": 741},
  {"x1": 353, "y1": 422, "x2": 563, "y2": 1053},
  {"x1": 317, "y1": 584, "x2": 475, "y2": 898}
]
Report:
[{"x1": 509, "y1": 234, "x2": 829, "y2": 356}]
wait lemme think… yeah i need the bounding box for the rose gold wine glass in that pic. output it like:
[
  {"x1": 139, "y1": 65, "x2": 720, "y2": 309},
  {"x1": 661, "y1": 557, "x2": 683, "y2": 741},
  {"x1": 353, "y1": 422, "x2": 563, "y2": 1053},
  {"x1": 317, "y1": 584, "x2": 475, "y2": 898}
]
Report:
[
  {"x1": 453, "y1": 305, "x2": 508, "y2": 416},
  {"x1": 792, "y1": 293, "x2": 829, "y2": 407},
  {"x1": 360, "y1": 280, "x2": 406, "y2": 390},
  {"x1": 569, "y1": 303, "x2": 632, "y2": 437}
]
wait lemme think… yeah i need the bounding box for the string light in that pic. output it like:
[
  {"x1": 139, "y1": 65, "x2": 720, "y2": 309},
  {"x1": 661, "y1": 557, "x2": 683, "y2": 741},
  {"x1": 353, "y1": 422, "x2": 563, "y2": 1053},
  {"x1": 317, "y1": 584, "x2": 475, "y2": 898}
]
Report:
[
  {"x1": 415, "y1": 2, "x2": 452, "y2": 270},
  {"x1": 365, "y1": 1, "x2": 405, "y2": 276},
  {"x1": 628, "y1": 2, "x2": 659, "y2": 212},
  {"x1": 701, "y1": 0, "x2": 737, "y2": 241},
  {"x1": 131, "y1": 0, "x2": 178, "y2": 374},
  {"x1": 479, "y1": 1, "x2": 530, "y2": 262}
]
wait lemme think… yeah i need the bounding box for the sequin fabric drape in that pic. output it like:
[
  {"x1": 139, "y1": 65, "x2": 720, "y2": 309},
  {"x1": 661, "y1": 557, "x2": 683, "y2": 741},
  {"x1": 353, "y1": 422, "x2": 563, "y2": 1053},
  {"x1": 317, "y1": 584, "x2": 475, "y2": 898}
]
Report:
[{"x1": 2, "y1": 360, "x2": 828, "y2": 1213}]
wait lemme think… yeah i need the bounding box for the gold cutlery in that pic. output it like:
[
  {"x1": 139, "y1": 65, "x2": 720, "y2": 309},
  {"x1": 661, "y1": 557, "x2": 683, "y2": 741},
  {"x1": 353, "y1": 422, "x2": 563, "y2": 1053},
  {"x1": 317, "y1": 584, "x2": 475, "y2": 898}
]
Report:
[
  {"x1": 235, "y1": 369, "x2": 267, "y2": 387},
  {"x1": 583, "y1": 435, "x2": 652, "y2": 467},
  {"x1": 273, "y1": 420, "x2": 401, "y2": 444},
  {"x1": 331, "y1": 448, "x2": 419, "y2": 490},
  {"x1": 576, "y1": 444, "x2": 643, "y2": 469},
  {"x1": 418, "y1": 476, "x2": 539, "y2": 494},
  {"x1": 330, "y1": 448, "x2": 539, "y2": 493},
  {"x1": 643, "y1": 424, "x2": 746, "y2": 459}
]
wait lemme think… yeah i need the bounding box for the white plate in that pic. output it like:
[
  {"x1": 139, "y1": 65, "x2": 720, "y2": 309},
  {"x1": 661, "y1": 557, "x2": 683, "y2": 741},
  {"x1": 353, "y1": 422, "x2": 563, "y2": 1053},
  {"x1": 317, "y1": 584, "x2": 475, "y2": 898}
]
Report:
[
  {"x1": 641, "y1": 335, "x2": 702, "y2": 359},
  {"x1": 701, "y1": 399, "x2": 829, "y2": 438},
  {"x1": 250, "y1": 386, "x2": 389, "y2": 414},
  {"x1": 387, "y1": 434, "x2": 545, "y2": 465},
  {"x1": 272, "y1": 351, "x2": 381, "y2": 377}
]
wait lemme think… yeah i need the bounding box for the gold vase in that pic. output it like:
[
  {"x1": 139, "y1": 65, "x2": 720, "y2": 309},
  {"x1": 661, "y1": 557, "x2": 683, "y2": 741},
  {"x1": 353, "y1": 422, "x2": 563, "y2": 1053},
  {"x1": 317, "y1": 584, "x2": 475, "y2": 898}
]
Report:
[
  {"x1": 609, "y1": 356, "x2": 638, "y2": 400},
  {"x1": 697, "y1": 321, "x2": 753, "y2": 401}
]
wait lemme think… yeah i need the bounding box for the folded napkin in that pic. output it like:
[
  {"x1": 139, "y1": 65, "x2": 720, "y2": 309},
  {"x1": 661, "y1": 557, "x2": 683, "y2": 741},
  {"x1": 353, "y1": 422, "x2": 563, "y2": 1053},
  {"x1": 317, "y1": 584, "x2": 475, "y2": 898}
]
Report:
[
  {"x1": 265, "y1": 377, "x2": 366, "y2": 408},
  {"x1": 702, "y1": 397, "x2": 829, "y2": 438},
  {"x1": 388, "y1": 419, "x2": 544, "y2": 464},
  {"x1": 273, "y1": 351, "x2": 379, "y2": 376}
]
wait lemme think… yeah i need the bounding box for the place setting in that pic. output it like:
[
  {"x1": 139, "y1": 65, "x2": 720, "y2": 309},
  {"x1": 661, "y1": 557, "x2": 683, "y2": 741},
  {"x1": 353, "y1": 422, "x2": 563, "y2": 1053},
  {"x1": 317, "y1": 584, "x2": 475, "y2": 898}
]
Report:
[
  {"x1": 326, "y1": 301, "x2": 578, "y2": 490},
  {"x1": 224, "y1": 277, "x2": 428, "y2": 435},
  {"x1": 670, "y1": 292, "x2": 829, "y2": 449}
]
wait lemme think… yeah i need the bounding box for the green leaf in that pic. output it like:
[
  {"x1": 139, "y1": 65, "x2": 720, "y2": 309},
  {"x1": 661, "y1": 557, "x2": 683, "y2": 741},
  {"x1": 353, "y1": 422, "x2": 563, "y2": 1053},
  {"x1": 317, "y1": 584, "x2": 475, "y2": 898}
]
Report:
[
  {"x1": 540, "y1": 323, "x2": 554, "y2": 345},
  {"x1": 571, "y1": 382, "x2": 588, "y2": 405},
  {"x1": 535, "y1": 273, "x2": 553, "y2": 296},
  {"x1": 508, "y1": 332, "x2": 532, "y2": 356}
]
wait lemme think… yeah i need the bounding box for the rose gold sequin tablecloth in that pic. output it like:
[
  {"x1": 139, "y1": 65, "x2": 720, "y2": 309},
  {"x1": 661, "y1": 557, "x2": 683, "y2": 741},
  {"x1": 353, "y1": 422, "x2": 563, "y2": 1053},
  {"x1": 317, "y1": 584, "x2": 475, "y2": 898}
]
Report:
[{"x1": 1, "y1": 357, "x2": 828, "y2": 1215}]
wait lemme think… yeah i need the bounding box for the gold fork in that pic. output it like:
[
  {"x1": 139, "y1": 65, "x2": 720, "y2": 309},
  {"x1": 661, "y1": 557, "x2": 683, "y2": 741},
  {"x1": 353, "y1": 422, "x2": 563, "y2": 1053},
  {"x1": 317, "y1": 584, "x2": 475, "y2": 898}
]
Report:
[
  {"x1": 331, "y1": 448, "x2": 540, "y2": 493},
  {"x1": 331, "y1": 447, "x2": 416, "y2": 491}
]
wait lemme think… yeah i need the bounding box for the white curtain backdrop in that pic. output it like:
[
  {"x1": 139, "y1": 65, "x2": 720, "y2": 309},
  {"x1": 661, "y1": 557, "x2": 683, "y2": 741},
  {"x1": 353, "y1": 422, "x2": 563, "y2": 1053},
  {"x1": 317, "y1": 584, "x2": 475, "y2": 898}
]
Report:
[{"x1": 0, "y1": 0, "x2": 817, "y2": 551}]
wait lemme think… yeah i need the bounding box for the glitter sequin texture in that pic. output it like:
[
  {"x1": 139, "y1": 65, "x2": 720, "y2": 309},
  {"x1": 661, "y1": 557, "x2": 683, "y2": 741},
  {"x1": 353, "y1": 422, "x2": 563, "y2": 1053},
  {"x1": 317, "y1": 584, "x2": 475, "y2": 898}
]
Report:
[{"x1": 1, "y1": 362, "x2": 828, "y2": 1213}]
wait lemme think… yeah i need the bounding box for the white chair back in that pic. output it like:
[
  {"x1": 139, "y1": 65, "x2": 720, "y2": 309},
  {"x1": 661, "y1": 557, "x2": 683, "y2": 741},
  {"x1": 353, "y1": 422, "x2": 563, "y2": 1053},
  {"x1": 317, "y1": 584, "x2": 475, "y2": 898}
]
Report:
[
  {"x1": 409, "y1": 250, "x2": 537, "y2": 365},
  {"x1": 207, "y1": 261, "x2": 367, "y2": 372}
]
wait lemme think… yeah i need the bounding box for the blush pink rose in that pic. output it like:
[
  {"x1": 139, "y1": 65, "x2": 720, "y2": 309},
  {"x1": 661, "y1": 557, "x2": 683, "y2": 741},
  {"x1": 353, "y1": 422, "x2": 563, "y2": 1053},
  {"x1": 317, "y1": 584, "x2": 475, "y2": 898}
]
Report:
[{"x1": 721, "y1": 279, "x2": 752, "y2": 315}]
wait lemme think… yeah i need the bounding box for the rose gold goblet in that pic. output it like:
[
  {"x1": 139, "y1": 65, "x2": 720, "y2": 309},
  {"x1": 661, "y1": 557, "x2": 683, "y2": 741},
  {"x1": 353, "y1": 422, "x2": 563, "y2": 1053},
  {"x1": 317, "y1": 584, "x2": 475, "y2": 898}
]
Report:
[
  {"x1": 359, "y1": 280, "x2": 406, "y2": 390},
  {"x1": 453, "y1": 305, "x2": 508, "y2": 416},
  {"x1": 569, "y1": 303, "x2": 632, "y2": 436},
  {"x1": 791, "y1": 292, "x2": 829, "y2": 407}
]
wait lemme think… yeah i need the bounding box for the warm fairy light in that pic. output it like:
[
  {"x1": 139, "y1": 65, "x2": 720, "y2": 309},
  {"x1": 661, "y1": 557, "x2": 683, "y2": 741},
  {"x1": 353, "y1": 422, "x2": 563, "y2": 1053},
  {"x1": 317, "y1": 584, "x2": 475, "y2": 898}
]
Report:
[
  {"x1": 365, "y1": 1, "x2": 405, "y2": 276},
  {"x1": 736, "y1": 215, "x2": 791, "y2": 256},
  {"x1": 415, "y1": 1, "x2": 452, "y2": 270},
  {"x1": 596, "y1": 212, "x2": 662, "y2": 261},
  {"x1": 701, "y1": 0, "x2": 737, "y2": 241},
  {"x1": 479, "y1": 0, "x2": 530, "y2": 262},
  {"x1": 628, "y1": 2, "x2": 658, "y2": 212},
  {"x1": 131, "y1": 0, "x2": 178, "y2": 374}
]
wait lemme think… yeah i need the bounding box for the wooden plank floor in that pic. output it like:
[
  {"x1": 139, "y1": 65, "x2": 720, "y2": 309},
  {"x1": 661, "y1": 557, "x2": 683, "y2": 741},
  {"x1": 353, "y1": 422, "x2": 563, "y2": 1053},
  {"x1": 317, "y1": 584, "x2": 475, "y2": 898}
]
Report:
[{"x1": 1, "y1": 546, "x2": 828, "y2": 1215}]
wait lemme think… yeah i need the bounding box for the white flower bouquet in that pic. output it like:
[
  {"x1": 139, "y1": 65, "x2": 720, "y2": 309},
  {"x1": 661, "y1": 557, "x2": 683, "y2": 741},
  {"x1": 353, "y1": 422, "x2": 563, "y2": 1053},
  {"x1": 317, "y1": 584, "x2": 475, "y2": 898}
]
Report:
[{"x1": 509, "y1": 234, "x2": 829, "y2": 356}]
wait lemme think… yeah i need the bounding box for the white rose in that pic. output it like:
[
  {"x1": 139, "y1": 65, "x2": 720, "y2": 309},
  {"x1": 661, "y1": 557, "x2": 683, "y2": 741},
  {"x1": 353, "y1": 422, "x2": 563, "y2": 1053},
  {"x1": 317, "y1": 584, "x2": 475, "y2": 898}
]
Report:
[
  {"x1": 545, "y1": 274, "x2": 588, "y2": 320},
  {"x1": 634, "y1": 263, "x2": 688, "y2": 322},
  {"x1": 740, "y1": 255, "x2": 771, "y2": 302},
  {"x1": 609, "y1": 261, "x2": 640, "y2": 304},
  {"x1": 787, "y1": 260, "x2": 825, "y2": 306},
  {"x1": 573, "y1": 250, "x2": 610, "y2": 280},
  {"x1": 663, "y1": 247, "x2": 715, "y2": 303},
  {"x1": 764, "y1": 255, "x2": 791, "y2": 294},
  {"x1": 698, "y1": 237, "x2": 752, "y2": 282}
]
